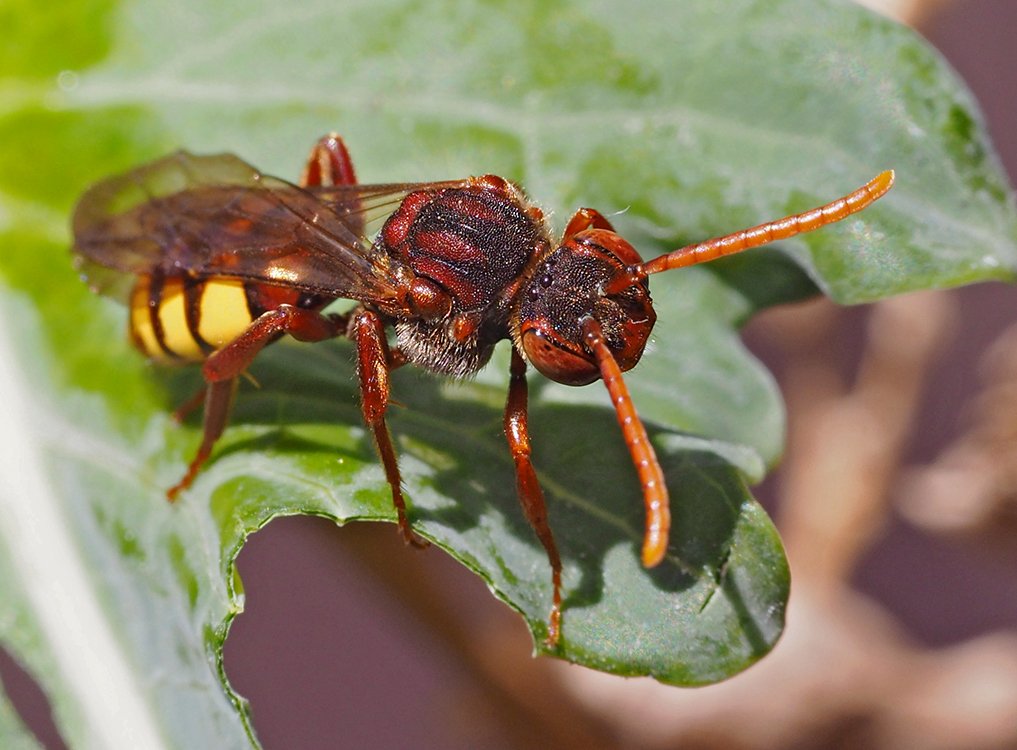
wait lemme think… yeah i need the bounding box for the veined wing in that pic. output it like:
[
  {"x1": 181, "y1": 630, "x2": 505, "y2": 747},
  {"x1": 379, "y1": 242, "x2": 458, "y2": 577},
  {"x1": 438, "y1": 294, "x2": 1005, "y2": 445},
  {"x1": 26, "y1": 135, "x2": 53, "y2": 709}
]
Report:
[{"x1": 72, "y1": 149, "x2": 468, "y2": 305}]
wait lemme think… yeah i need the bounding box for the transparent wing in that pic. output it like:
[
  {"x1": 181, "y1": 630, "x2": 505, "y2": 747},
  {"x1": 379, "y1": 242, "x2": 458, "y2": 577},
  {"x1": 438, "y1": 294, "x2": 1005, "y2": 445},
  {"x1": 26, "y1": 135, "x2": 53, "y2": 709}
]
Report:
[{"x1": 72, "y1": 150, "x2": 466, "y2": 304}]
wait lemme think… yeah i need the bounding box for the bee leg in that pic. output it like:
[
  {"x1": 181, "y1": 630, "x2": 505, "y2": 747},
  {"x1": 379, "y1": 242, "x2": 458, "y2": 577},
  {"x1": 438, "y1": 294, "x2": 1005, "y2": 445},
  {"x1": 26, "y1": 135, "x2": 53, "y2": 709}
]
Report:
[
  {"x1": 301, "y1": 133, "x2": 358, "y2": 188},
  {"x1": 562, "y1": 207, "x2": 616, "y2": 238},
  {"x1": 167, "y1": 379, "x2": 236, "y2": 501},
  {"x1": 301, "y1": 133, "x2": 367, "y2": 237},
  {"x1": 171, "y1": 384, "x2": 207, "y2": 424},
  {"x1": 351, "y1": 309, "x2": 429, "y2": 549},
  {"x1": 504, "y1": 348, "x2": 563, "y2": 647},
  {"x1": 166, "y1": 306, "x2": 345, "y2": 501}
]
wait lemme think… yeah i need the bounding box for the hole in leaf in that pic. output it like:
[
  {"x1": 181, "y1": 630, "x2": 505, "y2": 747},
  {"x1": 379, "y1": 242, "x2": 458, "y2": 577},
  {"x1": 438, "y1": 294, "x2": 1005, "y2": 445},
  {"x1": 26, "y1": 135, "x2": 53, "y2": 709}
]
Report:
[{"x1": 221, "y1": 516, "x2": 494, "y2": 749}]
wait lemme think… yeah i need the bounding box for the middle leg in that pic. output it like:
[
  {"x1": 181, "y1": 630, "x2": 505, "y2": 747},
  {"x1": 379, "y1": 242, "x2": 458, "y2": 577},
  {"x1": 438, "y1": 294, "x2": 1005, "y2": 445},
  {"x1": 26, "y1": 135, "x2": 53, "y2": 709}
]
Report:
[{"x1": 351, "y1": 309, "x2": 429, "y2": 549}]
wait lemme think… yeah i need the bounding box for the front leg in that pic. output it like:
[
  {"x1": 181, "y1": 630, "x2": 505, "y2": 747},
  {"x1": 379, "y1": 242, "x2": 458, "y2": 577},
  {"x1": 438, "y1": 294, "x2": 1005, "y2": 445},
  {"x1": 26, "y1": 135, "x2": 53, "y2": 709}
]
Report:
[
  {"x1": 504, "y1": 347, "x2": 563, "y2": 647},
  {"x1": 351, "y1": 309, "x2": 429, "y2": 549},
  {"x1": 562, "y1": 206, "x2": 616, "y2": 239}
]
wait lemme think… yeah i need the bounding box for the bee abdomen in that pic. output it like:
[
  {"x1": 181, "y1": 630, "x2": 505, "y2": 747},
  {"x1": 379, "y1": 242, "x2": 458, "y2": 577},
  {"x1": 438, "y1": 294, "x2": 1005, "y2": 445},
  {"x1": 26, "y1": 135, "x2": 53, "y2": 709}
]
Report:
[{"x1": 129, "y1": 275, "x2": 256, "y2": 363}]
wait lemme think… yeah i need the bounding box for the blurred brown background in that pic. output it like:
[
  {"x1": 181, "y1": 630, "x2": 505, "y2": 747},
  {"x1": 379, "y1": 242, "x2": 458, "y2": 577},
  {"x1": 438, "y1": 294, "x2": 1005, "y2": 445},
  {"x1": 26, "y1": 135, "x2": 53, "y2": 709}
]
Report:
[{"x1": 5, "y1": 1, "x2": 1017, "y2": 748}]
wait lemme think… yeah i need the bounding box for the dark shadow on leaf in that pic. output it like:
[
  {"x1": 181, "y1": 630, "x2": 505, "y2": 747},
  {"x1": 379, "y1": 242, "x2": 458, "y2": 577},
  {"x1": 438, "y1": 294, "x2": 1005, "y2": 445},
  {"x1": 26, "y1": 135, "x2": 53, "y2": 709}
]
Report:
[
  {"x1": 208, "y1": 428, "x2": 365, "y2": 466},
  {"x1": 719, "y1": 556, "x2": 774, "y2": 658},
  {"x1": 157, "y1": 338, "x2": 785, "y2": 670}
]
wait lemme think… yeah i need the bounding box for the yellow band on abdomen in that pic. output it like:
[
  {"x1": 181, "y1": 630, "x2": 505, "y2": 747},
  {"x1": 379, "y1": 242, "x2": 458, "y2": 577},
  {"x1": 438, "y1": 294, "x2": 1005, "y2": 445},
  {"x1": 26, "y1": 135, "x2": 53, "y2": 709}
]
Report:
[
  {"x1": 129, "y1": 276, "x2": 254, "y2": 363},
  {"x1": 195, "y1": 278, "x2": 252, "y2": 351}
]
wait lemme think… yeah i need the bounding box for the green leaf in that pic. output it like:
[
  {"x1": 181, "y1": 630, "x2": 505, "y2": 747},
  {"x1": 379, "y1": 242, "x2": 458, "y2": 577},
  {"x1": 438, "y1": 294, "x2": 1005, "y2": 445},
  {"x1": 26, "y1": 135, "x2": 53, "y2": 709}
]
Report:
[{"x1": 2, "y1": 0, "x2": 1015, "y2": 747}]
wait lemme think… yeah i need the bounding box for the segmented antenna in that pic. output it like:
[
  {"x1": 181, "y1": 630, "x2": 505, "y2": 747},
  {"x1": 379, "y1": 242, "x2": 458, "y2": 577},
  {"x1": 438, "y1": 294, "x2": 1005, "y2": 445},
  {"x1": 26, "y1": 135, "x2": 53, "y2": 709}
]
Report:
[{"x1": 603, "y1": 170, "x2": 895, "y2": 295}]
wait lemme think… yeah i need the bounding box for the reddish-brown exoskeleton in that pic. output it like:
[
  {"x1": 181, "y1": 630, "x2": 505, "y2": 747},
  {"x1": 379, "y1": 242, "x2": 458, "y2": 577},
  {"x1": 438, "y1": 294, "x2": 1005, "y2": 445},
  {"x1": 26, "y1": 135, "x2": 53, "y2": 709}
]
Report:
[{"x1": 72, "y1": 133, "x2": 894, "y2": 646}]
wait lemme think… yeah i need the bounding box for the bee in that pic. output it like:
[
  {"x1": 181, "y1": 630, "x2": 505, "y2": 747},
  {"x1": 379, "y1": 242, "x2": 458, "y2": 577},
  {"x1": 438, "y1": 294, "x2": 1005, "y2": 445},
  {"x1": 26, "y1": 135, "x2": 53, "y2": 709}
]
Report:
[{"x1": 72, "y1": 133, "x2": 893, "y2": 646}]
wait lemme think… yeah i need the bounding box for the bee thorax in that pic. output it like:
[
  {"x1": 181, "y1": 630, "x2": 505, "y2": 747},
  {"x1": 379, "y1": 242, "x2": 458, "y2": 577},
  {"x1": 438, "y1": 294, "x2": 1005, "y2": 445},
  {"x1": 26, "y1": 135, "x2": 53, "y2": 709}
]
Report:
[{"x1": 394, "y1": 318, "x2": 499, "y2": 378}]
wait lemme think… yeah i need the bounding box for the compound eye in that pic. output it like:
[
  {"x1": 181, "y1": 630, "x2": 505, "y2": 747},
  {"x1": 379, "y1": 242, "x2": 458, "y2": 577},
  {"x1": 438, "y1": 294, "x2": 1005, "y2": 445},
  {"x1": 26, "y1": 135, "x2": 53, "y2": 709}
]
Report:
[{"x1": 522, "y1": 326, "x2": 599, "y2": 386}]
